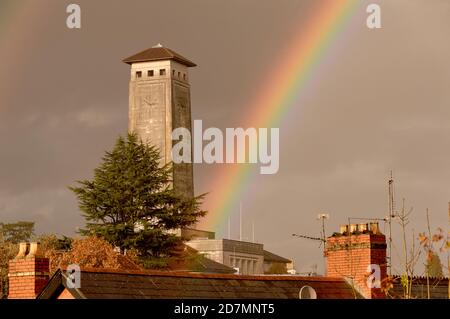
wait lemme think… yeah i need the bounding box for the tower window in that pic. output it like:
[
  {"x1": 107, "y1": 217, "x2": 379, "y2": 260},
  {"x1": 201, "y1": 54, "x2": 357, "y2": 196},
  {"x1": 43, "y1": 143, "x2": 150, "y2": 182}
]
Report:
[
  {"x1": 148, "y1": 70, "x2": 154, "y2": 77},
  {"x1": 160, "y1": 69, "x2": 166, "y2": 76},
  {"x1": 136, "y1": 71, "x2": 142, "y2": 78},
  {"x1": 183, "y1": 74, "x2": 186, "y2": 81},
  {"x1": 172, "y1": 70, "x2": 176, "y2": 76},
  {"x1": 178, "y1": 72, "x2": 181, "y2": 78}
]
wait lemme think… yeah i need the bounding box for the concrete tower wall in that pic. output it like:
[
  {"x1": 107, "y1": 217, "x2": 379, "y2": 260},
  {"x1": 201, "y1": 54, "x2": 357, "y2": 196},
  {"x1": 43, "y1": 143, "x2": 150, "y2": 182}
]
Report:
[{"x1": 128, "y1": 59, "x2": 194, "y2": 198}]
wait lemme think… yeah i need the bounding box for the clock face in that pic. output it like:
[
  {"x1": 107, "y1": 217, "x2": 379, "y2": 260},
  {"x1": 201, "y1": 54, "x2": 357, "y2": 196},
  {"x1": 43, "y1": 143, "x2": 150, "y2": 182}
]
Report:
[
  {"x1": 143, "y1": 96, "x2": 154, "y2": 107},
  {"x1": 132, "y1": 83, "x2": 166, "y2": 156}
]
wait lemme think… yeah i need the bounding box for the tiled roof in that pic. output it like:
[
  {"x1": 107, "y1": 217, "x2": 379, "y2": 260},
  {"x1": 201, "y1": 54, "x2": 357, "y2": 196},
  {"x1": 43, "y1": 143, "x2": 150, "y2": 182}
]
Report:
[
  {"x1": 38, "y1": 268, "x2": 362, "y2": 299},
  {"x1": 263, "y1": 250, "x2": 291, "y2": 263},
  {"x1": 123, "y1": 45, "x2": 196, "y2": 67}
]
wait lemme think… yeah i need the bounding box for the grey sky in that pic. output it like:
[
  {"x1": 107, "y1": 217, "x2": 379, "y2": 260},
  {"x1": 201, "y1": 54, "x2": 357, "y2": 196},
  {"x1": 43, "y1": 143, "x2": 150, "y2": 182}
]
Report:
[{"x1": 0, "y1": 0, "x2": 449, "y2": 274}]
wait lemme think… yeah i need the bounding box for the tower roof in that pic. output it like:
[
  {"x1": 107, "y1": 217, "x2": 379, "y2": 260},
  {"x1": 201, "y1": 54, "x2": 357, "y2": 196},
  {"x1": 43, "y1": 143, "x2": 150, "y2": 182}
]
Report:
[{"x1": 122, "y1": 44, "x2": 196, "y2": 67}]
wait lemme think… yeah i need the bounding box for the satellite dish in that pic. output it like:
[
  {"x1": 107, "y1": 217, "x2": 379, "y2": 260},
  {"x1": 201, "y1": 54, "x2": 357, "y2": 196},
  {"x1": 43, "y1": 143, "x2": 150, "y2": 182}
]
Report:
[{"x1": 299, "y1": 285, "x2": 317, "y2": 299}]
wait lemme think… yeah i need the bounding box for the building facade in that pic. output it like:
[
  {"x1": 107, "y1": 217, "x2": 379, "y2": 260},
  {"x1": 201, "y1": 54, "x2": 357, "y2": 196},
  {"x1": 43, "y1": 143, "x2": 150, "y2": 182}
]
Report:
[{"x1": 187, "y1": 239, "x2": 265, "y2": 275}]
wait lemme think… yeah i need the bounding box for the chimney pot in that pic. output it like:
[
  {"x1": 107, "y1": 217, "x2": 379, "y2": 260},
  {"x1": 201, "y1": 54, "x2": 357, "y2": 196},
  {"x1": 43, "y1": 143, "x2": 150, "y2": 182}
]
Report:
[
  {"x1": 15, "y1": 242, "x2": 29, "y2": 259},
  {"x1": 358, "y1": 223, "x2": 368, "y2": 232},
  {"x1": 27, "y1": 242, "x2": 42, "y2": 258},
  {"x1": 369, "y1": 222, "x2": 380, "y2": 234},
  {"x1": 339, "y1": 225, "x2": 348, "y2": 234}
]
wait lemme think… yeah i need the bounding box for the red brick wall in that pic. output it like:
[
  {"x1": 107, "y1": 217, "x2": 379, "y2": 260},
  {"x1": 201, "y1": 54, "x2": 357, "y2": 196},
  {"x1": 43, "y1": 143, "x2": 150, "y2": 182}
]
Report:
[
  {"x1": 8, "y1": 257, "x2": 50, "y2": 299},
  {"x1": 325, "y1": 234, "x2": 387, "y2": 299}
]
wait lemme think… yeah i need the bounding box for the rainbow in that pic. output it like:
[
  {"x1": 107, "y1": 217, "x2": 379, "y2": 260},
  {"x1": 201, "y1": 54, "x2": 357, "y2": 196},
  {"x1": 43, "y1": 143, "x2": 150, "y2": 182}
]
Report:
[
  {"x1": 0, "y1": 0, "x2": 46, "y2": 101},
  {"x1": 0, "y1": 0, "x2": 20, "y2": 38},
  {"x1": 199, "y1": 0, "x2": 362, "y2": 233},
  {"x1": 0, "y1": 0, "x2": 362, "y2": 234},
  {"x1": 0, "y1": 0, "x2": 38, "y2": 54}
]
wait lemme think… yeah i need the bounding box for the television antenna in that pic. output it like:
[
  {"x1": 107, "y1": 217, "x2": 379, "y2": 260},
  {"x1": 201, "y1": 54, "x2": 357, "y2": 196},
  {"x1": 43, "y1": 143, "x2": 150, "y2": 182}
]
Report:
[
  {"x1": 292, "y1": 213, "x2": 330, "y2": 255},
  {"x1": 317, "y1": 213, "x2": 330, "y2": 247},
  {"x1": 291, "y1": 233, "x2": 325, "y2": 244},
  {"x1": 292, "y1": 213, "x2": 329, "y2": 275},
  {"x1": 387, "y1": 171, "x2": 397, "y2": 276}
]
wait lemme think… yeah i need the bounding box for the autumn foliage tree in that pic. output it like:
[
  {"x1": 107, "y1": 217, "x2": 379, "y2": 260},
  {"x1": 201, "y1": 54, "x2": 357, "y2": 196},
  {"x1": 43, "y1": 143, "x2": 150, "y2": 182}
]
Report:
[
  {"x1": 41, "y1": 236, "x2": 142, "y2": 274},
  {"x1": 0, "y1": 242, "x2": 17, "y2": 299}
]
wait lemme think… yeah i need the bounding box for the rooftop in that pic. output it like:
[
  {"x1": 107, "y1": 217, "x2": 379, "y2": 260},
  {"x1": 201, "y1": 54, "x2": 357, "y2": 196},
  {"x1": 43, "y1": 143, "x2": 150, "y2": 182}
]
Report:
[
  {"x1": 263, "y1": 250, "x2": 292, "y2": 263},
  {"x1": 38, "y1": 268, "x2": 361, "y2": 299},
  {"x1": 167, "y1": 244, "x2": 235, "y2": 274}
]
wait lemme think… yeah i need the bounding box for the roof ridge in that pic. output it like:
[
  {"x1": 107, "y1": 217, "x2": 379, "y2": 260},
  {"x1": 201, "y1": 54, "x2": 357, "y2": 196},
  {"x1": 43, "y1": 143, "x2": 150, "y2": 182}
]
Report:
[
  {"x1": 39, "y1": 269, "x2": 360, "y2": 299},
  {"x1": 61, "y1": 267, "x2": 345, "y2": 282},
  {"x1": 263, "y1": 249, "x2": 292, "y2": 263},
  {"x1": 161, "y1": 46, "x2": 175, "y2": 57},
  {"x1": 390, "y1": 275, "x2": 449, "y2": 280},
  {"x1": 122, "y1": 46, "x2": 196, "y2": 67}
]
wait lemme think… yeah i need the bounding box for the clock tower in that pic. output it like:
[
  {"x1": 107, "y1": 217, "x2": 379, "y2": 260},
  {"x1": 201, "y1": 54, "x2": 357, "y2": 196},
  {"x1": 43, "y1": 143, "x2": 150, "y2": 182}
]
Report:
[{"x1": 123, "y1": 44, "x2": 195, "y2": 198}]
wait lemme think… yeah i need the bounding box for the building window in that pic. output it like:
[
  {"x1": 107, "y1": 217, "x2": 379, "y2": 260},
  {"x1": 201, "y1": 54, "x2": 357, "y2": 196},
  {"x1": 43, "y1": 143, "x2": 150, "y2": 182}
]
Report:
[
  {"x1": 160, "y1": 69, "x2": 166, "y2": 76},
  {"x1": 136, "y1": 71, "x2": 142, "y2": 78},
  {"x1": 148, "y1": 70, "x2": 154, "y2": 77},
  {"x1": 183, "y1": 73, "x2": 186, "y2": 81},
  {"x1": 172, "y1": 70, "x2": 176, "y2": 77},
  {"x1": 178, "y1": 71, "x2": 181, "y2": 78}
]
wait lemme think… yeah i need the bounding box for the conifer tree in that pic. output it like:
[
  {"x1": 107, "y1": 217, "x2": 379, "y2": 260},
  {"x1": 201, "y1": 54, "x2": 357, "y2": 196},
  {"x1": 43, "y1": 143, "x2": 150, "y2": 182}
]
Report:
[
  {"x1": 0, "y1": 221, "x2": 35, "y2": 244},
  {"x1": 70, "y1": 133, "x2": 206, "y2": 257}
]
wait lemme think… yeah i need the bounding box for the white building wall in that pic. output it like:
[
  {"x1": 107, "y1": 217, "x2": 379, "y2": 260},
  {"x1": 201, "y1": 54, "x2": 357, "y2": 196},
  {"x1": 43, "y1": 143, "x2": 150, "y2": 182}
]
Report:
[{"x1": 186, "y1": 239, "x2": 264, "y2": 275}]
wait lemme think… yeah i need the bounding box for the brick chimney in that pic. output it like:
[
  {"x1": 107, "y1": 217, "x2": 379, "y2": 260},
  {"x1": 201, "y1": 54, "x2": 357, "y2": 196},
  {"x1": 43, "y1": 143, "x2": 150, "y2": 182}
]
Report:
[
  {"x1": 325, "y1": 222, "x2": 387, "y2": 299},
  {"x1": 8, "y1": 242, "x2": 50, "y2": 299}
]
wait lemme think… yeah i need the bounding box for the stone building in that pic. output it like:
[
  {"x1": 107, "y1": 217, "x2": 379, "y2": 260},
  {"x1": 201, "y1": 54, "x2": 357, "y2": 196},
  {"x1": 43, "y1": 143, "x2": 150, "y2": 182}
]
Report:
[
  {"x1": 263, "y1": 250, "x2": 292, "y2": 274},
  {"x1": 187, "y1": 238, "x2": 265, "y2": 275},
  {"x1": 123, "y1": 44, "x2": 195, "y2": 198},
  {"x1": 185, "y1": 236, "x2": 293, "y2": 276}
]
